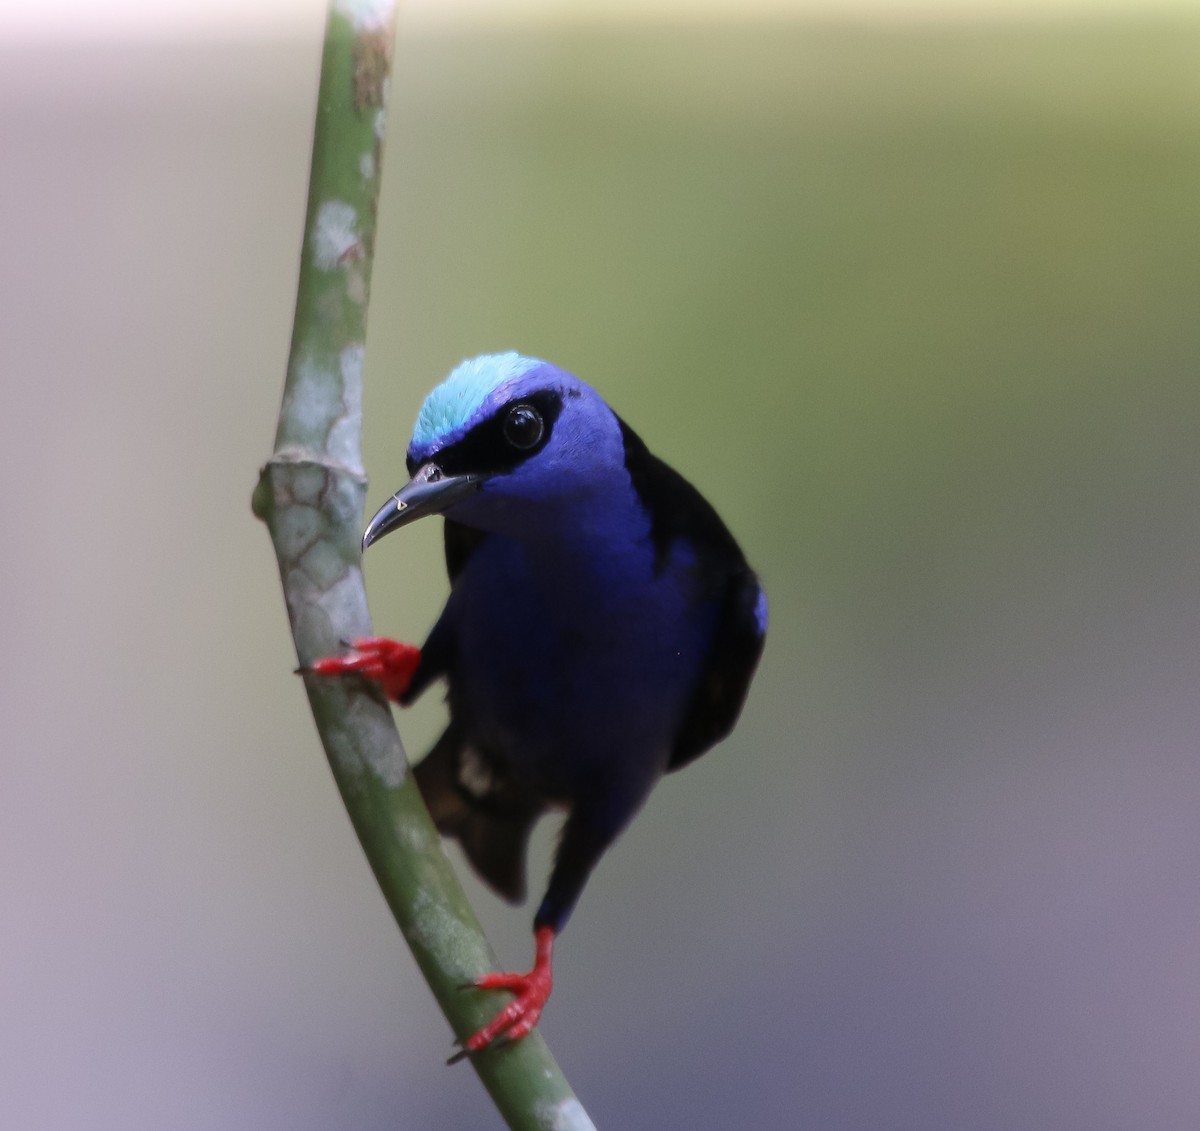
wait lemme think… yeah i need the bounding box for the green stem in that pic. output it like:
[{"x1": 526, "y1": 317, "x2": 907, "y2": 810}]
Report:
[{"x1": 252, "y1": 5, "x2": 594, "y2": 1128}]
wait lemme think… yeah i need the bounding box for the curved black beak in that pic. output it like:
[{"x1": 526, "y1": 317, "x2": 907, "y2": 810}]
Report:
[{"x1": 362, "y1": 463, "x2": 485, "y2": 552}]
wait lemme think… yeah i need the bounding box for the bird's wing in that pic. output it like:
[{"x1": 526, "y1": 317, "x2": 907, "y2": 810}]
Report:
[
  {"x1": 668, "y1": 565, "x2": 766, "y2": 772},
  {"x1": 615, "y1": 415, "x2": 766, "y2": 770}
]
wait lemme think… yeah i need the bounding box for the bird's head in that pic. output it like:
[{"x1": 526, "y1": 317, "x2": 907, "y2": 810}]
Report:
[{"x1": 362, "y1": 352, "x2": 626, "y2": 550}]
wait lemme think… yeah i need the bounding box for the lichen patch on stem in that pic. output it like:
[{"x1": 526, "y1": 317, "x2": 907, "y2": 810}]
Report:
[
  {"x1": 328, "y1": 345, "x2": 365, "y2": 467},
  {"x1": 285, "y1": 353, "x2": 340, "y2": 432},
  {"x1": 281, "y1": 352, "x2": 366, "y2": 476},
  {"x1": 344, "y1": 694, "x2": 406, "y2": 786},
  {"x1": 313, "y1": 200, "x2": 360, "y2": 270},
  {"x1": 334, "y1": 0, "x2": 393, "y2": 33},
  {"x1": 409, "y1": 888, "x2": 482, "y2": 980},
  {"x1": 536, "y1": 1098, "x2": 599, "y2": 1131},
  {"x1": 353, "y1": 28, "x2": 393, "y2": 111}
]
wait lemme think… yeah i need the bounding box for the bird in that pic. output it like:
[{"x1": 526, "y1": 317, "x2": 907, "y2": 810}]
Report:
[{"x1": 311, "y1": 352, "x2": 767, "y2": 1058}]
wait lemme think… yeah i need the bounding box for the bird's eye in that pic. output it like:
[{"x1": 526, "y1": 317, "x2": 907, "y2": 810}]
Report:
[{"x1": 503, "y1": 404, "x2": 544, "y2": 450}]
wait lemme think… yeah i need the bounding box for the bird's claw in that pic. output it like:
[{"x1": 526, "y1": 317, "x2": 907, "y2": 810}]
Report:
[
  {"x1": 305, "y1": 636, "x2": 421, "y2": 702},
  {"x1": 457, "y1": 965, "x2": 553, "y2": 1057},
  {"x1": 450, "y1": 927, "x2": 556, "y2": 1061}
]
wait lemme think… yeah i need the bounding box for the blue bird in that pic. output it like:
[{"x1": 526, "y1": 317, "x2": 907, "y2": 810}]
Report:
[{"x1": 314, "y1": 352, "x2": 767, "y2": 1056}]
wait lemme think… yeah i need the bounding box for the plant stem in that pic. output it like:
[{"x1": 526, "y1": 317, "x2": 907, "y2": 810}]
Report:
[{"x1": 252, "y1": 5, "x2": 594, "y2": 1127}]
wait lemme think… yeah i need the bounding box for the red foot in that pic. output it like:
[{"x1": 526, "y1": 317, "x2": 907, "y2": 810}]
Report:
[
  {"x1": 307, "y1": 637, "x2": 420, "y2": 702},
  {"x1": 452, "y1": 926, "x2": 556, "y2": 1061}
]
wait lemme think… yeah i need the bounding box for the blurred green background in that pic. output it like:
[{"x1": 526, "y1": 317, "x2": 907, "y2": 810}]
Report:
[{"x1": 3, "y1": 12, "x2": 1200, "y2": 1130}]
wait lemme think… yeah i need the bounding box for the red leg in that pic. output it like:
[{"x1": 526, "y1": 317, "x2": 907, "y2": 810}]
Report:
[
  {"x1": 306, "y1": 637, "x2": 420, "y2": 702},
  {"x1": 452, "y1": 926, "x2": 556, "y2": 1061}
]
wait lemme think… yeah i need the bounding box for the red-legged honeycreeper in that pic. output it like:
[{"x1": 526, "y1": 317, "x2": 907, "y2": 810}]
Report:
[{"x1": 312, "y1": 353, "x2": 767, "y2": 1057}]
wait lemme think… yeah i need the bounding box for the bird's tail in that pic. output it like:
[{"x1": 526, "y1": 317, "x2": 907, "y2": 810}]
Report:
[{"x1": 414, "y1": 725, "x2": 543, "y2": 905}]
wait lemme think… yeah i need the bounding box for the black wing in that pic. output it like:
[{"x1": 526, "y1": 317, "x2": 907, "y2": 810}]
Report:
[
  {"x1": 668, "y1": 564, "x2": 765, "y2": 770},
  {"x1": 615, "y1": 415, "x2": 766, "y2": 771}
]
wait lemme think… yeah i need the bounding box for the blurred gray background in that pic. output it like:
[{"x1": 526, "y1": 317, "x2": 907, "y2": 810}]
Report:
[{"x1": 3, "y1": 6, "x2": 1200, "y2": 1129}]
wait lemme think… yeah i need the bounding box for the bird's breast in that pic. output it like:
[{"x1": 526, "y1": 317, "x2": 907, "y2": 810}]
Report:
[{"x1": 447, "y1": 530, "x2": 718, "y2": 799}]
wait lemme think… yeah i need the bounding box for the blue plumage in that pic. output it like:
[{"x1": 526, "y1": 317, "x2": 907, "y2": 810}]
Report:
[
  {"x1": 347, "y1": 354, "x2": 766, "y2": 1053},
  {"x1": 411, "y1": 351, "x2": 544, "y2": 449}
]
